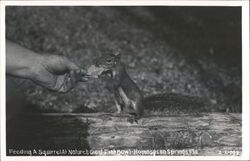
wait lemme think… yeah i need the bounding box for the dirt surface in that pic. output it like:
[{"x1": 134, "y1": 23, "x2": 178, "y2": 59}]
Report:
[{"x1": 6, "y1": 6, "x2": 242, "y2": 113}]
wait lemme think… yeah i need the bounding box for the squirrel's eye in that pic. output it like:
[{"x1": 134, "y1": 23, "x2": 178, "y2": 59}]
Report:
[{"x1": 106, "y1": 59, "x2": 112, "y2": 63}]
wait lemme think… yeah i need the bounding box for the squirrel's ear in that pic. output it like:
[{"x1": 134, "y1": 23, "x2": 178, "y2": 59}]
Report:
[{"x1": 113, "y1": 51, "x2": 121, "y2": 59}]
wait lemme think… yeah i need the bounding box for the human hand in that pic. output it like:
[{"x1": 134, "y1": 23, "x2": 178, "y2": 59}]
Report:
[
  {"x1": 6, "y1": 41, "x2": 88, "y2": 92},
  {"x1": 30, "y1": 54, "x2": 88, "y2": 93}
]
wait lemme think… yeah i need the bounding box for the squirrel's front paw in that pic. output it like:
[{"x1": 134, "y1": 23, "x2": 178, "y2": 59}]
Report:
[{"x1": 127, "y1": 117, "x2": 138, "y2": 124}]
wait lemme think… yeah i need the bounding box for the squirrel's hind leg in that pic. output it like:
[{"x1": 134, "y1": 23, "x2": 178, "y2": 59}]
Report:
[
  {"x1": 115, "y1": 100, "x2": 123, "y2": 113},
  {"x1": 113, "y1": 91, "x2": 124, "y2": 114}
]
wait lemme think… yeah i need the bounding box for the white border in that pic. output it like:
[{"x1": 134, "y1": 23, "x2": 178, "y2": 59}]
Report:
[
  {"x1": 0, "y1": 1, "x2": 249, "y2": 161},
  {"x1": 242, "y1": 1, "x2": 249, "y2": 159},
  {"x1": 0, "y1": 2, "x2": 6, "y2": 161}
]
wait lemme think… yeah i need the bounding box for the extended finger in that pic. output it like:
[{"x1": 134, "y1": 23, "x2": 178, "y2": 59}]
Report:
[{"x1": 76, "y1": 69, "x2": 90, "y2": 82}]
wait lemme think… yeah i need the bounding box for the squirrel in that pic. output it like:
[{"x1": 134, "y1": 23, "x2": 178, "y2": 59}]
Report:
[
  {"x1": 89, "y1": 51, "x2": 214, "y2": 123},
  {"x1": 94, "y1": 52, "x2": 143, "y2": 123}
]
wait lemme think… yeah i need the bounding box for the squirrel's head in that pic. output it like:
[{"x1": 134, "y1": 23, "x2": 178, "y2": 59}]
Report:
[{"x1": 95, "y1": 50, "x2": 121, "y2": 71}]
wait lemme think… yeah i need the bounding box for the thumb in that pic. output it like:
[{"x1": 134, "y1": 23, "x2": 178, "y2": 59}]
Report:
[{"x1": 62, "y1": 57, "x2": 88, "y2": 80}]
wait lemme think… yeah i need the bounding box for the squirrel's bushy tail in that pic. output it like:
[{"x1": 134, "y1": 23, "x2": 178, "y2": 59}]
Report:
[{"x1": 142, "y1": 93, "x2": 212, "y2": 113}]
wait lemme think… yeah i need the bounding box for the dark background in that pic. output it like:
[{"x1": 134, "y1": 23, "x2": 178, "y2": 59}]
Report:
[{"x1": 6, "y1": 6, "x2": 242, "y2": 114}]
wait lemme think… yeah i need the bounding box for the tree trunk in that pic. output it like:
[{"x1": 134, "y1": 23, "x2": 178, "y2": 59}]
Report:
[{"x1": 37, "y1": 112, "x2": 242, "y2": 156}]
